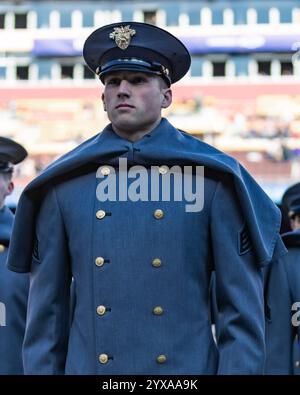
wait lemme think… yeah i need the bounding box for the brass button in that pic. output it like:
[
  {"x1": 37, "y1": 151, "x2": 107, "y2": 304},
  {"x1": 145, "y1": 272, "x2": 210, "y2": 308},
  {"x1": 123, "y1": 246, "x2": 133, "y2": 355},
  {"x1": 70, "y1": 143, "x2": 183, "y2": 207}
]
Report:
[
  {"x1": 154, "y1": 209, "x2": 164, "y2": 219},
  {"x1": 152, "y1": 258, "x2": 162, "y2": 268},
  {"x1": 0, "y1": 244, "x2": 5, "y2": 253},
  {"x1": 96, "y1": 210, "x2": 106, "y2": 219},
  {"x1": 99, "y1": 354, "x2": 109, "y2": 364},
  {"x1": 96, "y1": 305, "x2": 106, "y2": 315},
  {"x1": 153, "y1": 306, "x2": 164, "y2": 315},
  {"x1": 95, "y1": 257, "x2": 105, "y2": 267},
  {"x1": 100, "y1": 166, "x2": 111, "y2": 176},
  {"x1": 295, "y1": 360, "x2": 300, "y2": 368},
  {"x1": 159, "y1": 165, "x2": 168, "y2": 175},
  {"x1": 157, "y1": 354, "x2": 167, "y2": 364}
]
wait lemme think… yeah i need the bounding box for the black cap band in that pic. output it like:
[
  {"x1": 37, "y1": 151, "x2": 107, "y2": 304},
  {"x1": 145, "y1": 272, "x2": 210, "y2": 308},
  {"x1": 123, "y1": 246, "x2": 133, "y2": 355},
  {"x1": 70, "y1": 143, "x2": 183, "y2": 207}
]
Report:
[{"x1": 99, "y1": 58, "x2": 171, "y2": 87}]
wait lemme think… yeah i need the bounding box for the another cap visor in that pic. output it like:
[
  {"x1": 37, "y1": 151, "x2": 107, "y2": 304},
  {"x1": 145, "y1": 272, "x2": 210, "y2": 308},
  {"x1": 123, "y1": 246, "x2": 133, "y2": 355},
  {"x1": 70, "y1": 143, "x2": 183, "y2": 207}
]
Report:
[{"x1": 0, "y1": 137, "x2": 28, "y2": 164}]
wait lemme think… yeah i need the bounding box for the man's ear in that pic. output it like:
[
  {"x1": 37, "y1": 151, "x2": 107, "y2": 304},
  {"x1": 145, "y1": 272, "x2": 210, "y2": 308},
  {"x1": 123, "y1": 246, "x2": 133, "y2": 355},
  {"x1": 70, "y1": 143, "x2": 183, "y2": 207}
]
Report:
[
  {"x1": 101, "y1": 93, "x2": 106, "y2": 112},
  {"x1": 161, "y1": 88, "x2": 172, "y2": 109},
  {"x1": 6, "y1": 181, "x2": 14, "y2": 197}
]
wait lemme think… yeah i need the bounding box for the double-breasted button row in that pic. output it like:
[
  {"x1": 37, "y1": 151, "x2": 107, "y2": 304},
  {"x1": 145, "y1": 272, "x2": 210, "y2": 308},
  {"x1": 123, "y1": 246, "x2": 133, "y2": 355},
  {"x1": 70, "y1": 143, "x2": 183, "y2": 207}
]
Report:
[
  {"x1": 94, "y1": 208, "x2": 109, "y2": 365},
  {"x1": 94, "y1": 180, "x2": 166, "y2": 367},
  {"x1": 97, "y1": 209, "x2": 164, "y2": 220},
  {"x1": 96, "y1": 305, "x2": 165, "y2": 318},
  {"x1": 0, "y1": 244, "x2": 5, "y2": 253},
  {"x1": 100, "y1": 165, "x2": 168, "y2": 176},
  {"x1": 96, "y1": 304, "x2": 110, "y2": 364},
  {"x1": 98, "y1": 353, "x2": 166, "y2": 364}
]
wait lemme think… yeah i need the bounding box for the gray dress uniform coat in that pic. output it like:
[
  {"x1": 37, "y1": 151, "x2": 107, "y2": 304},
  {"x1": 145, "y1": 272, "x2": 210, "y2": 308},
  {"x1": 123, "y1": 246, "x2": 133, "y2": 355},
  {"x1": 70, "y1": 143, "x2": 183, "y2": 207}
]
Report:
[
  {"x1": 7, "y1": 118, "x2": 286, "y2": 375},
  {"x1": 0, "y1": 206, "x2": 28, "y2": 374},
  {"x1": 265, "y1": 229, "x2": 300, "y2": 374}
]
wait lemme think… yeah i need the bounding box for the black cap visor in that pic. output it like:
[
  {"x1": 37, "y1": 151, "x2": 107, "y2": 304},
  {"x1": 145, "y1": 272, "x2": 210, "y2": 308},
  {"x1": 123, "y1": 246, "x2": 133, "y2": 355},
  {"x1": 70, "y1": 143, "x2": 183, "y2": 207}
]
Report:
[{"x1": 99, "y1": 58, "x2": 171, "y2": 87}]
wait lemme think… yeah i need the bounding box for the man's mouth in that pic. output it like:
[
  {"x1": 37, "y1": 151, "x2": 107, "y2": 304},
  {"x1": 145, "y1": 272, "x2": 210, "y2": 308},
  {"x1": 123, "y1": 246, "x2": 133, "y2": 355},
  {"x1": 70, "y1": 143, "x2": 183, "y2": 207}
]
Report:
[{"x1": 116, "y1": 104, "x2": 134, "y2": 109}]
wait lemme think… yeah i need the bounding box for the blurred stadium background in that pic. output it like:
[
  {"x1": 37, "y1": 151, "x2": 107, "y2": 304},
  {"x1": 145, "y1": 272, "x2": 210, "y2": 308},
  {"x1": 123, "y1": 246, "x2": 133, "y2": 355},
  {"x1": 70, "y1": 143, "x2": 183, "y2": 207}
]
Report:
[{"x1": 1, "y1": 0, "x2": 300, "y2": 205}]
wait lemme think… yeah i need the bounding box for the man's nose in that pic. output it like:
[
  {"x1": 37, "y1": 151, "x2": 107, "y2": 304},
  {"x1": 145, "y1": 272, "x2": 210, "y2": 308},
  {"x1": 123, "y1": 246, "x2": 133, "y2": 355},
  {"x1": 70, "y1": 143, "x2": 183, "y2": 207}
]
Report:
[{"x1": 117, "y1": 80, "x2": 131, "y2": 97}]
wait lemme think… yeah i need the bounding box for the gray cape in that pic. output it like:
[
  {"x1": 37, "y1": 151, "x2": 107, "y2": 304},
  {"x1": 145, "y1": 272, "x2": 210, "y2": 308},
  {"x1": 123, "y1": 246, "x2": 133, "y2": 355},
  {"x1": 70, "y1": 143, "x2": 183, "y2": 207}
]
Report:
[{"x1": 7, "y1": 118, "x2": 286, "y2": 272}]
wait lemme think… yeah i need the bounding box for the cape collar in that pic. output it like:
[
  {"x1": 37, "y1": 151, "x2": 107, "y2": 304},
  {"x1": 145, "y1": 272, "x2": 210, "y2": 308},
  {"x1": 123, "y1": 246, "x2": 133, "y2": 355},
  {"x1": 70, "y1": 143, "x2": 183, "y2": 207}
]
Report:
[{"x1": 7, "y1": 118, "x2": 284, "y2": 272}]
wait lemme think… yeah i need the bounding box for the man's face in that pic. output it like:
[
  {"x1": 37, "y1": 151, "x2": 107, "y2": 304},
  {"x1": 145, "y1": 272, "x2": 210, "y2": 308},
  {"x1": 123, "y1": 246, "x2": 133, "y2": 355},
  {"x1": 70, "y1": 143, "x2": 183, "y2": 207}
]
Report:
[
  {"x1": 0, "y1": 173, "x2": 13, "y2": 209},
  {"x1": 102, "y1": 71, "x2": 172, "y2": 136},
  {"x1": 290, "y1": 214, "x2": 300, "y2": 231}
]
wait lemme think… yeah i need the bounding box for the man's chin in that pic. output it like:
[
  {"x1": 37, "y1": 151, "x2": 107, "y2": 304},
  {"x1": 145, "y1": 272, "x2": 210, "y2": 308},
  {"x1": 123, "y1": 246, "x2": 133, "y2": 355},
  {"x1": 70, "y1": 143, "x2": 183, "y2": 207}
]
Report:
[{"x1": 113, "y1": 121, "x2": 141, "y2": 134}]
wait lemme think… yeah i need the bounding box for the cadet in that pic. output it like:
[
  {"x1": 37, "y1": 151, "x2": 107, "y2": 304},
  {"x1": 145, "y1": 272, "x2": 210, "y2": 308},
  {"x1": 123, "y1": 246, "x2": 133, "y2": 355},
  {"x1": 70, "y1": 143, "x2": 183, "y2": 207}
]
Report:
[
  {"x1": 0, "y1": 137, "x2": 28, "y2": 374},
  {"x1": 7, "y1": 22, "x2": 286, "y2": 375},
  {"x1": 265, "y1": 184, "x2": 300, "y2": 374}
]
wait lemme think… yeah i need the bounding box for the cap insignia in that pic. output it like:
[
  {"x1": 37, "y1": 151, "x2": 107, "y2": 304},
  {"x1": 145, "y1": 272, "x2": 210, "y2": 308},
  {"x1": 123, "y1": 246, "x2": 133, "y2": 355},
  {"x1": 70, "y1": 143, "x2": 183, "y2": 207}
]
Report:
[{"x1": 109, "y1": 25, "x2": 136, "y2": 50}]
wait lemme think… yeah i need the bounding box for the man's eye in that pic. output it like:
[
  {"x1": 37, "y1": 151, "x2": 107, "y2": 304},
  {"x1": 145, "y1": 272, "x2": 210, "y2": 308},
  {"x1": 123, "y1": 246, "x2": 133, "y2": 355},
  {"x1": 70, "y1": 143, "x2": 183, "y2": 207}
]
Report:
[{"x1": 106, "y1": 79, "x2": 119, "y2": 85}]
